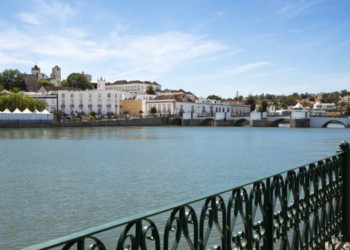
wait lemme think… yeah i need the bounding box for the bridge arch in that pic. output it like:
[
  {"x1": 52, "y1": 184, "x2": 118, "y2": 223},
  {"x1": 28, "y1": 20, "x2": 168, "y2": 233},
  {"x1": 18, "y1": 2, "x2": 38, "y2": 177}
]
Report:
[
  {"x1": 322, "y1": 120, "x2": 346, "y2": 128},
  {"x1": 168, "y1": 117, "x2": 182, "y2": 126},
  {"x1": 270, "y1": 118, "x2": 289, "y2": 127},
  {"x1": 233, "y1": 118, "x2": 249, "y2": 127},
  {"x1": 200, "y1": 118, "x2": 214, "y2": 126}
]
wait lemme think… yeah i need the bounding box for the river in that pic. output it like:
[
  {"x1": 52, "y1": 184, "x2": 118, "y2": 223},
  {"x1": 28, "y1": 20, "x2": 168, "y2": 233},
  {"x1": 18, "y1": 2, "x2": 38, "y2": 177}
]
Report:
[{"x1": 0, "y1": 126, "x2": 349, "y2": 248}]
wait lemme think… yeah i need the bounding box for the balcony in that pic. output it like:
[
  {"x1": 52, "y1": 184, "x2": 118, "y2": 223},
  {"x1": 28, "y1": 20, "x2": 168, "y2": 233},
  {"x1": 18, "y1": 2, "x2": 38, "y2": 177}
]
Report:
[
  {"x1": 88, "y1": 104, "x2": 92, "y2": 108},
  {"x1": 97, "y1": 104, "x2": 102, "y2": 108},
  {"x1": 69, "y1": 105, "x2": 74, "y2": 108},
  {"x1": 107, "y1": 104, "x2": 111, "y2": 108},
  {"x1": 79, "y1": 104, "x2": 83, "y2": 108},
  {"x1": 60, "y1": 105, "x2": 65, "y2": 108}
]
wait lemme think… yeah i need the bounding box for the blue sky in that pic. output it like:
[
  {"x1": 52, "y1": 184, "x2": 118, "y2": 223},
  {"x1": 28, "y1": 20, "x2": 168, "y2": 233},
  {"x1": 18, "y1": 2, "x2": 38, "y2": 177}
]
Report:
[{"x1": 0, "y1": 0, "x2": 349, "y2": 97}]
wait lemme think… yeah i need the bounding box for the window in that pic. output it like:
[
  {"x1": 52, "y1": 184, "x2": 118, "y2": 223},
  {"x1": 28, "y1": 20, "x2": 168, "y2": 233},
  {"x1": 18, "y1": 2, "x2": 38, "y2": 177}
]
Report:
[
  {"x1": 89, "y1": 93, "x2": 92, "y2": 98},
  {"x1": 51, "y1": 99, "x2": 55, "y2": 105},
  {"x1": 168, "y1": 104, "x2": 171, "y2": 113},
  {"x1": 98, "y1": 93, "x2": 102, "y2": 98},
  {"x1": 191, "y1": 105, "x2": 194, "y2": 112},
  {"x1": 70, "y1": 93, "x2": 74, "y2": 98},
  {"x1": 202, "y1": 106, "x2": 206, "y2": 113},
  {"x1": 210, "y1": 106, "x2": 213, "y2": 113},
  {"x1": 107, "y1": 93, "x2": 111, "y2": 98},
  {"x1": 61, "y1": 94, "x2": 65, "y2": 98},
  {"x1": 180, "y1": 105, "x2": 184, "y2": 111}
]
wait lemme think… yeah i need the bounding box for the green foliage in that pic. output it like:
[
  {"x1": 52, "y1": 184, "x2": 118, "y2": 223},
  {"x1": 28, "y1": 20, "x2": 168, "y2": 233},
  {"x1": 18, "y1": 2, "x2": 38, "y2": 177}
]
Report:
[
  {"x1": 261, "y1": 100, "x2": 268, "y2": 112},
  {"x1": 88, "y1": 111, "x2": 97, "y2": 117},
  {"x1": 244, "y1": 95, "x2": 256, "y2": 111},
  {"x1": 52, "y1": 109, "x2": 63, "y2": 122},
  {"x1": 123, "y1": 111, "x2": 129, "y2": 115},
  {"x1": 146, "y1": 85, "x2": 156, "y2": 95},
  {"x1": 0, "y1": 85, "x2": 4, "y2": 92},
  {"x1": 0, "y1": 69, "x2": 26, "y2": 91},
  {"x1": 66, "y1": 73, "x2": 93, "y2": 90},
  {"x1": 61, "y1": 79, "x2": 68, "y2": 87},
  {"x1": 207, "y1": 95, "x2": 222, "y2": 100},
  {"x1": 150, "y1": 107, "x2": 157, "y2": 114},
  {"x1": 11, "y1": 87, "x2": 21, "y2": 93},
  {"x1": 107, "y1": 111, "x2": 114, "y2": 118},
  {"x1": 38, "y1": 80, "x2": 55, "y2": 88},
  {"x1": 320, "y1": 92, "x2": 340, "y2": 104},
  {"x1": 0, "y1": 93, "x2": 47, "y2": 112}
]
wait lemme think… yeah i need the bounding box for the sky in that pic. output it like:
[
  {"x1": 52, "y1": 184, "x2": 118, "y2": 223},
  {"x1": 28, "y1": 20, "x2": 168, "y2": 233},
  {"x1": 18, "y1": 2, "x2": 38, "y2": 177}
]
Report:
[{"x1": 0, "y1": 0, "x2": 349, "y2": 98}]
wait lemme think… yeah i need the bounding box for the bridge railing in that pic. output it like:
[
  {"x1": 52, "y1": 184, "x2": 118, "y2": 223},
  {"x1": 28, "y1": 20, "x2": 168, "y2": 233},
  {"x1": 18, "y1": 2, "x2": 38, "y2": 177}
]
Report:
[{"x1": 24, "y1": 142, "x2": 350, "y2": 250}]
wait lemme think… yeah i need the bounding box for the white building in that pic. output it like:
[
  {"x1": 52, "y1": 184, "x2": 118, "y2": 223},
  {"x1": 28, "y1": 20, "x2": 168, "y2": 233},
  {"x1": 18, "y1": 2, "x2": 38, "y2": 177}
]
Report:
[
  {"x1": 57, "y1": 89, "x2": 125, "y2": 115},
  {"x1": 313, "y1": 102, "x2": 336, "y2": 111},
  {"x1": 106, "y1": 80, "x2": 161, "y2": 94},
  {"x1": 146, "y1": 93, "x2": 250, "y2": 117},
  {"x1": 341, "y1": 96, "x2": 350, "y2": 103},
  {"x1": 23, "y1": 92, "x2": 58, "y2": 112},
  {"x1": 38, "y1": 86, "x2": 126, "y2": 115}
]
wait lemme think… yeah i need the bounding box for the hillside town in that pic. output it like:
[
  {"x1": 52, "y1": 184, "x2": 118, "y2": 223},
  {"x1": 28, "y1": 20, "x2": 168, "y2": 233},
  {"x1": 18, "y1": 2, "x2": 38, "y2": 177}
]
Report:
[{"x1": 0, "y1": 65, "x2": 350, "y2": 124}]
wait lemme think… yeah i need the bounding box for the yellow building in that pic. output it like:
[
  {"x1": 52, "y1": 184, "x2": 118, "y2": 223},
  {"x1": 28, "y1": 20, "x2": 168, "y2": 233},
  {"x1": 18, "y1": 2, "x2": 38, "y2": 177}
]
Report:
[{"x1": 121, "y1": 100, "x2": 145, "y2": 116}]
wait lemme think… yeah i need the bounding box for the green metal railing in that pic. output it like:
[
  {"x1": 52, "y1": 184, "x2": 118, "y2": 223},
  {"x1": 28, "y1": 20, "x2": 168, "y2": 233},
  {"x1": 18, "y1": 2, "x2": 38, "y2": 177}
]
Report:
[{"x1": 24, "y1": 142, "x2": 350, "y2": 250}]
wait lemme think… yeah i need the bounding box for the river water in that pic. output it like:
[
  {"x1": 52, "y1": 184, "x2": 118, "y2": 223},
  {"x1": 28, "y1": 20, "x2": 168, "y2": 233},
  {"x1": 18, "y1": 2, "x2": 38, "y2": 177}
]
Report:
[{"x1": 0, "y1": 126, "x2": 349, "y2": 249}]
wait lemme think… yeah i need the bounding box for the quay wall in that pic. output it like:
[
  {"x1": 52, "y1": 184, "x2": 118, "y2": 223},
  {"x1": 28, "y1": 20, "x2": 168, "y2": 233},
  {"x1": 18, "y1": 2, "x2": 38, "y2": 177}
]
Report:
[{"x1": 0, "y1": 118, "x2": 168, "y2": 128}]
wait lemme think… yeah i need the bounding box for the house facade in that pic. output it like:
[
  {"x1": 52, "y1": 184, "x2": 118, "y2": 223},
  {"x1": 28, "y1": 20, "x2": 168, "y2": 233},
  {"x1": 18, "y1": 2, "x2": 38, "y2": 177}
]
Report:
[
  {"x1": 105, "y1": 80, "x2": 161, "y2": 94},
  {"x1": 146, "y1": 94, "x2": 250, "y2": 117},
  {"x1": 56, "y1": 89, "x2": 126, "y2": 115}
]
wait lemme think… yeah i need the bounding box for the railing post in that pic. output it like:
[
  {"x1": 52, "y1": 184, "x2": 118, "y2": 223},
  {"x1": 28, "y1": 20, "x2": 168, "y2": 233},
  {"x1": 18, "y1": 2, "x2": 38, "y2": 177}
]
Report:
[
  {"x1": 265, "y1": 177, "x2": 274, "y2": 249},
  {"x1": 339, "y1": 141, "x2": 350, "y2": 241}
]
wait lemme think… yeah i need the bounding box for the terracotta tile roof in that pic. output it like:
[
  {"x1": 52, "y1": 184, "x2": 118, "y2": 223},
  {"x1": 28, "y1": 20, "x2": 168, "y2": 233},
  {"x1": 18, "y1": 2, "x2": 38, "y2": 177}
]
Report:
[
  {"x1": 106, "y1": 80, "x2": 160, "y2": 86},
  {"x1": 41, "y1": 86, "x2": 83, "y2": 91},
  {"x1": 153, "y1": 93, "x2": 195, "y2": 102}
]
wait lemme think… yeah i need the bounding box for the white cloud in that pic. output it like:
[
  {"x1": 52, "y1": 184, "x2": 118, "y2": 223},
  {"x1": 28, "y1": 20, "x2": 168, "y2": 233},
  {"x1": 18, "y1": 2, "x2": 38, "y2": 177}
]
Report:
[
  {"x1": 16, "y1": 0, "x2": 77, "y2": 26},
  {"x1": 17, "y1": 12, "x2": 41, "y2": 25},
  {"x1": 276, "y1": 0, "x2": 325, "y2": 16},
  {"x1": 222, "y1": 62, "x2": 271, "y2": 76}
]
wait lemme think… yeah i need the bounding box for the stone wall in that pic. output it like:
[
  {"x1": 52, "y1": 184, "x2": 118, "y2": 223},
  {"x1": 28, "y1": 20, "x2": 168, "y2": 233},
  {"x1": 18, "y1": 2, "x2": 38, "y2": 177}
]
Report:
[
  {"x1": 0, "y1": 117, "x2": 168, "y2": 128},
  {"x1": 290, "y1": 119, "x2": 310, "y2": 128}
]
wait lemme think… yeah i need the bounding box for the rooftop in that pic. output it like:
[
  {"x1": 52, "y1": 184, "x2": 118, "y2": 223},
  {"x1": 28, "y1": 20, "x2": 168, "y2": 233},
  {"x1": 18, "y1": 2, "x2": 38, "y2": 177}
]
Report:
[{"x1": 106, "y1": 80, "x2": 160, "y2": 86}]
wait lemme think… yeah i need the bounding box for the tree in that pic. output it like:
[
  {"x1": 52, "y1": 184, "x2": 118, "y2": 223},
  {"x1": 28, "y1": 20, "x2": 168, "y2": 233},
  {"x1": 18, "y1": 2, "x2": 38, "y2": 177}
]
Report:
[
  {"x1": 61, "y1": 79, "x2": 68, "y2": 87},
  {"x1": 38, "y1": 80, "x2": 55, "y2": 88},
  {"x1": 244, "y1": 95, "x2": 256, "y2": 111},
  {"x1": 261, "y1": 100, "x2": 268, "y2": 112},
  {"x1": 0, "y1": 69, "x2": 26, "y2": 91},
  {"x1": 207, "y1": 95, "x2": 222, "y2": 100},
  {"x1": 146, "y1": 85, "x2": 156, "y2": 95},
  {"x1": 89, "y1": 111, "x2": 97, "y2": 117},
  {"x1": 150, "y1": 107, "x2": 157, "y2": 114},
  {"x1": 52, "y1": 109, "x2": 63, "y2": 122},
  {"x1": 107, "y1": 112, "x2": 114, "y2": 118},
  {"x1": 0, "y1": 93, "x2": 46, "y2": 112},
  {"x1": 66, "y1": 73, "x2": 93, "y2": 90}
]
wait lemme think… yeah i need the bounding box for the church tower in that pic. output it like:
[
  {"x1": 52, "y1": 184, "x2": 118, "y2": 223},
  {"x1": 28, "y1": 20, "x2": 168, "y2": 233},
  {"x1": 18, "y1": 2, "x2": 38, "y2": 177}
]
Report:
[{"x1": 97, "y1": 76, "x2": 105, "y2": 90}]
